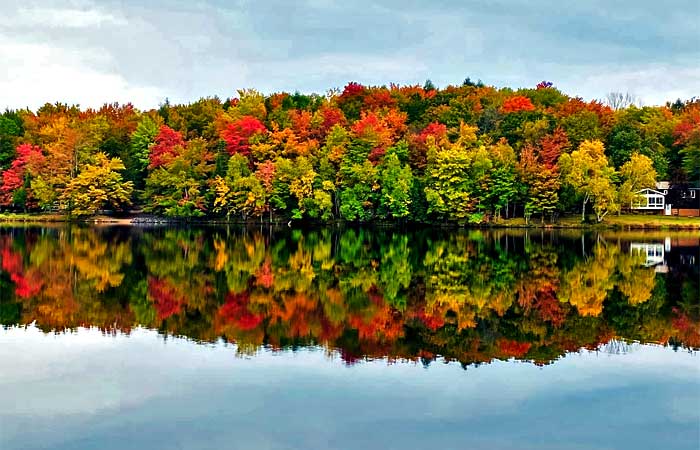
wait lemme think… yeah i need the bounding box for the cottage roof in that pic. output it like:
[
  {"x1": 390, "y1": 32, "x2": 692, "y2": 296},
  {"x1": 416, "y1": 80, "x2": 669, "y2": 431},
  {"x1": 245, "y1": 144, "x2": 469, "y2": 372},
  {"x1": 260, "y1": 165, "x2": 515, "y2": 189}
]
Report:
[{"x1": 636, "y1": 188, "x2": 666, "y2": 196}]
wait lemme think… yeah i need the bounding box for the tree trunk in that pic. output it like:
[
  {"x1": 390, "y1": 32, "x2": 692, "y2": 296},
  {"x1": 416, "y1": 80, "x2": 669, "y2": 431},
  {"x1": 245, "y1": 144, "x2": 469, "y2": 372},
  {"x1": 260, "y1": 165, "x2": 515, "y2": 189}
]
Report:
[{"x1": 597, "y1": 210, "x2": 608, "y2": 223}]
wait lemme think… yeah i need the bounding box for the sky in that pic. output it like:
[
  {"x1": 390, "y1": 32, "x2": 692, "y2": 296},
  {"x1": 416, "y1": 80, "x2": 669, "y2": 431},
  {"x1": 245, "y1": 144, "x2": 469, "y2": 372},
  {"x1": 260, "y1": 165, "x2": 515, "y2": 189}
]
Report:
[
  {"x1": 1, "y1": 326, "x2": 698, "y2": 449},
  {"x1": 1, "y1": 0, "x2": 699, "y2": 111}
]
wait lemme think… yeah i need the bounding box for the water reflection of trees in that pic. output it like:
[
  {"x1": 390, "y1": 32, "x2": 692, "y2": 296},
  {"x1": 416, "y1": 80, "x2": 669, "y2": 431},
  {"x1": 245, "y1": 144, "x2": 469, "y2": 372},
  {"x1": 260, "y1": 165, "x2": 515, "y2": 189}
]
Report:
[{"x1": 0, "y1": 227, "x2": 698, "y2": 366}]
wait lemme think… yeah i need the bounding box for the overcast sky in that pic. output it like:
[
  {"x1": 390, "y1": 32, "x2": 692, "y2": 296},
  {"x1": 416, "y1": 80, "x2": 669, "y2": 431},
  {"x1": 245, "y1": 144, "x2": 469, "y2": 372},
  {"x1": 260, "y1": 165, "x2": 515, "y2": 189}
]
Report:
[{"x1": 1, "y1": 0, "x2": 699, "y2": 110}]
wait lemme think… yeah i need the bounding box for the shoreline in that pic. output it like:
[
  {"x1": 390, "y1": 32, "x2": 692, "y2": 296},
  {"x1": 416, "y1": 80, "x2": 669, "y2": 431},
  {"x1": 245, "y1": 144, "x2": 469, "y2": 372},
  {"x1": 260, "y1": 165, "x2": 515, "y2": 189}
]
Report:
[{"x1": 1, "y1": 213, "x2": 699, "y2": 230}]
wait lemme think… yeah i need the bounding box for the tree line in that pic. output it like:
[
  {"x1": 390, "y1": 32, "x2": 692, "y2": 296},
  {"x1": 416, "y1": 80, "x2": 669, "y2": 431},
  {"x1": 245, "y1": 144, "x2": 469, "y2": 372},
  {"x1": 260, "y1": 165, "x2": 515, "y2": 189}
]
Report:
[{"x1": 1, "y1": 81, "x2": 698, "y2": 222}]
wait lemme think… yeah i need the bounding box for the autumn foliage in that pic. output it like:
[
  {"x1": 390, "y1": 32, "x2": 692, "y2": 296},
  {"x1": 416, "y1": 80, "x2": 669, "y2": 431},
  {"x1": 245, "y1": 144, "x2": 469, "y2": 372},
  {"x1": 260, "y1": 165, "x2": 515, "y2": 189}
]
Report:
[
  {"x1": 149, "y1": 126, "x2": 184, "y2": 169},
  {"x1": 501, "y1": 96, "x2": 535, "y2": 113},
  {"x1": 221, "y1": 116, "x2": 267, "y2": 157},
  {"x1": 148, "y1": 277, "x2": 185, "y2": 319},
  {"x1": 0, "y1": 82, "x2": 696, "y2": 221},
  {"x1": 0, "y1": 143, "x2": 44, "y2": 204}
]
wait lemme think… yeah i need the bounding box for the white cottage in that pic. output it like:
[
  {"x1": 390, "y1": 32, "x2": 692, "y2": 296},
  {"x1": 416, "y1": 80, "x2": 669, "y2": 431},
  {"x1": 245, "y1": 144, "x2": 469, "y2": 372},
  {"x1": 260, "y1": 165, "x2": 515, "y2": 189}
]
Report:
[
  {"x1": 632, "y1": 188, "x2": 668, "y2": 214},
  {"x1": 631, "y1": 181, "x2": 700, "y2": 216}
]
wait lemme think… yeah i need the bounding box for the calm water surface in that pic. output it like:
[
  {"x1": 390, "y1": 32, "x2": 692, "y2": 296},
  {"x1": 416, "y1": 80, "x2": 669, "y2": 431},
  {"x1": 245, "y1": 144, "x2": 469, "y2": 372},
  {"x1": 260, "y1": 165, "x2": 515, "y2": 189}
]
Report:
[{"x1": 0, "y1": 226, "x2": 698, "y2": 450}]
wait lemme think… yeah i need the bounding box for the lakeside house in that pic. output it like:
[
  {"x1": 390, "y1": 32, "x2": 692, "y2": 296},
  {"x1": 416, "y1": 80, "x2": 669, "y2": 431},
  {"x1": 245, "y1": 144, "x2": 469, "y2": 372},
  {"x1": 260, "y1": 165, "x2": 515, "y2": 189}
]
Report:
[{"x1": 632, "y1": 182, "x2": 700, "y2": 217}]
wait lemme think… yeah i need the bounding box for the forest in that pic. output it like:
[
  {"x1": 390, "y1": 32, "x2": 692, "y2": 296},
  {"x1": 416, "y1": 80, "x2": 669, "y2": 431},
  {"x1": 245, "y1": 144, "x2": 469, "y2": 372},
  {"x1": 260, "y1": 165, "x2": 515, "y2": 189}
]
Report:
[
  {"x1": 1, "y1": 81, "x2": 699, "y2": 223},
  {"x1": 1, "y1": 228, "x2": 698, "y2": 366}
]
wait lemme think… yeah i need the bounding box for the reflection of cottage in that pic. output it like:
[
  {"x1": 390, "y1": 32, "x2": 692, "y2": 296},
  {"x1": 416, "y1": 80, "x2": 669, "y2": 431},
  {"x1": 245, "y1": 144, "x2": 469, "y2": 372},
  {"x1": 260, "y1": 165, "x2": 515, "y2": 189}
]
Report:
[
  {"x1": 630, "y1": 236, "x2": 700, "y2": 273},
  {"x1": 630, "y1": 242, "x2": 667, "y2": 272},
  {"x1": 632, "y1": 182, "x2": 700, "y2": 216}
]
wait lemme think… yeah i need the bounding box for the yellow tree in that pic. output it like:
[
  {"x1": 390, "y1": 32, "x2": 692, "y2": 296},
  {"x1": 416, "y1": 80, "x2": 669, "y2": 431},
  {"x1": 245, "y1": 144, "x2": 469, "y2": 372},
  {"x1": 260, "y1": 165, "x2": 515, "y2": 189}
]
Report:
[
  {"x1": 616, "y1": 251, "x2": 655, "y2": 305},
  {"x1": 424, "y1": 123, "x2": 490, "y2": 222},
  {"x1": 212, "y1": 154, "x2": 266, "y2": 220},
  {"x1": 560, "y1": 140, "x2": 619, "y2": 222},
  {"x1": 60, "y1": 153, "x2": 133, "y2": 216},
  {"x1": 559, "y1": 243, "x2": 617, "y2": 316},
  {"x1": 618, "y1": 153, "x2": 657, "y2": 212}
]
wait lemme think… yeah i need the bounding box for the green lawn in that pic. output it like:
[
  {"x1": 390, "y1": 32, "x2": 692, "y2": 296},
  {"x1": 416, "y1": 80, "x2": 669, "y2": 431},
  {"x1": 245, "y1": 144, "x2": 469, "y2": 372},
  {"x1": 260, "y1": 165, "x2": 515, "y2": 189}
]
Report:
[
  {"x1": 0, "y1": 211, "x2": 698, "y2": 229},
  {"x1": 557, "y1": 214, "x2": 700, "y2": 228},
  {"x1": 0, "y1": 213, "x2": 68, "y2": 223},
  {"x1": 491, "y1": 214, "x2": 700, "y2": 229}
]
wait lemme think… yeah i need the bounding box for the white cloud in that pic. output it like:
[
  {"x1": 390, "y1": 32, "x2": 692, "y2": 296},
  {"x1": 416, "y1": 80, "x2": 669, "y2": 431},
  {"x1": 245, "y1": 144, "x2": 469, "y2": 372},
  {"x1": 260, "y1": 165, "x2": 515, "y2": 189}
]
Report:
[
  {"x1": 243, "y1": 53, "x2": 430, "y2": 95},
  {"x1": 1, "y1": 6, "x2": 127, "y2": 29},
  {"x1": 565, "y1": 63, "x2": 700, "y2": 105},
  {"x1": 0, "y1": 37, "x2": 165, "y2": 110},
  {"x1": 0, "y1": 0, "x2": 697, "y2": 110}
]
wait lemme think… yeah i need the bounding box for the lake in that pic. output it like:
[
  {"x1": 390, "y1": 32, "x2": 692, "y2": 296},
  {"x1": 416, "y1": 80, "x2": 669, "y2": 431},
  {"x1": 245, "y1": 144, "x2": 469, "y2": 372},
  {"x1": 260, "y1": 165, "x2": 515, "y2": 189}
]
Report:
[{"x1": 0, "y1": 226, "x2": 698, "y2": 450}]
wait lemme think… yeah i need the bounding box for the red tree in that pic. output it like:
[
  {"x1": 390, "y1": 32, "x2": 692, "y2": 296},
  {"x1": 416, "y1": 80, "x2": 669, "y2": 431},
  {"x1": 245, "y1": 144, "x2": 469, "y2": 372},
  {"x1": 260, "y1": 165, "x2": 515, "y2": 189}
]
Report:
[
  {"x1": 147, "y1": 277, "x2": 185, "y2": 319},
  {"x1": 418, "y1": 122, "x2": 447, "y2": 144},
  {"x1": 501, "y1": 96, "x2": 535, "y2": 113},
  {"x1": 221, "y1": 116, "x2": 267, "y2": 157},
  {"x1": 314, "y1": 106, "x2": 346, "y2": 137},
  {"x1": 218, "y1": 292, "x2": 263, "y2": 330},
  {"x1": 497, "y1": 339, "x2": 532, "y2": 358},
  {"x1": 673, "y1": 104, "x2": 700, "y2": 146},
  {"x1": 351, "y1": 111, "x2": 392, "y2": 146},
  {"x1": 363, "y1": 89, "x2": 396, "y2": 110},
  {"x1": 149, "y1": 125, "x2": 184, "y2": 169},
  {"x1": 538, "y1": 128, "x2": 570, "y2": 168},
  {"x1": 0, "y1": 143, "x2": 44, "y2": 205},
  {"x1": 340, "y1": 82, "x2": 366, "y2": 99},
  {"x1": 410, "y1": 122, "x2": 448, "y2": 170},
  {"x1": 1, "y1": 245, "x2": 43, "y2": 298},
  {"x1": 288, "y1": 109, "x2": 313, "y2": 140}
]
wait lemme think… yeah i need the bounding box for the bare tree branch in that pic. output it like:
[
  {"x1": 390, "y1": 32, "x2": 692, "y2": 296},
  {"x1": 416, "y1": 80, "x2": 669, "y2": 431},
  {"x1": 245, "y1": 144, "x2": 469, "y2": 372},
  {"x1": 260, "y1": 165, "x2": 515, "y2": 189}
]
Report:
[{"x1": 605, "y1": 92, "x2": 640, "y2": 110}]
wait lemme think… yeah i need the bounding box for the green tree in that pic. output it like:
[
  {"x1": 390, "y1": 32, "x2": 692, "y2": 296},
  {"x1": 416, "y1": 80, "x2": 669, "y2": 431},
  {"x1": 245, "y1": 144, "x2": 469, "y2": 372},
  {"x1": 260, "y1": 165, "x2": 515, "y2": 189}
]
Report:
[
  {"x1": 486, "y1": 139, "x2": 520, "y2": 219},
  {"x1": 379, "y1": 151, "x2": 413, "y2": 220},
  {"x1": 673, "y1": 104, "x2": 700, "y2": 184},
  {"x1": 424, "y1": 124, "x2": 487, "y2": 223},
  {"x1": 0, "y1": 111, "x2": 24, "y2": 170},
  {"x1": 143, "y1": 138, "x2": 214, "y2": 217},
  {"x1": 212, "y1": 153, "x2": 266, "y2": 220},
  {"x1": 339, "y1": 160, "x2": 379, "y2": 221},
  {"x1": 129, "y1": 114, "x2": 161, "y2": 188},
  {"x1": 560, "y1": 110, "x2": 602, "y2": 149}
]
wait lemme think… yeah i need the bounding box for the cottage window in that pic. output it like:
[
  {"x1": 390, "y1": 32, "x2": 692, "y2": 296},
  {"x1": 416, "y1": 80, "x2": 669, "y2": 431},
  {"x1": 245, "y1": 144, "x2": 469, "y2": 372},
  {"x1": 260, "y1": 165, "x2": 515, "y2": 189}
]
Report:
[{"x1": 648, "y1": 195, "x2": 663, "y2": 207}]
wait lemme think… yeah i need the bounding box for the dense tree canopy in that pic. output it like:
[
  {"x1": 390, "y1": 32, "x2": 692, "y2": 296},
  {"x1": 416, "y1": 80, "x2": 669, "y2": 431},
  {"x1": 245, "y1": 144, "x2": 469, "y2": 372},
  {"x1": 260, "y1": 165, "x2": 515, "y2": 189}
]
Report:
[{"x1": 1, "y1": 83, "x2": 697, "y2": 222}]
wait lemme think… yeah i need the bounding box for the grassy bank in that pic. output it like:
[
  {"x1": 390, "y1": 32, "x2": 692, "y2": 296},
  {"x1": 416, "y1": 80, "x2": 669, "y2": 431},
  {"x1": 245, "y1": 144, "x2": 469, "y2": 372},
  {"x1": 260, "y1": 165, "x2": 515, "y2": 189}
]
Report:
[
  {"x1": 556, "y1": 215, "x2": 700, "y2": 229},
  {"x1": 0, "y1": 212, "x2": 699, "y2": 229},
  {"x1": 488, "y1": 215, "x2": 700, "y2": 229},
  {"x1": 0, "y1": 213, "x2": 68, "y2": 223}
]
